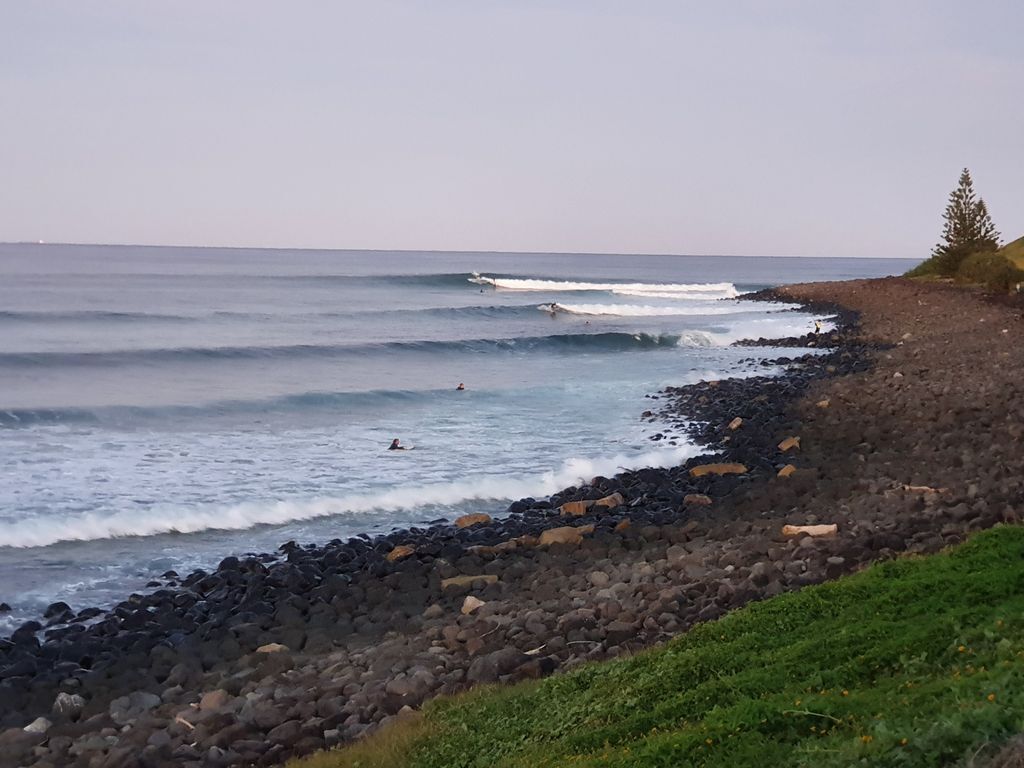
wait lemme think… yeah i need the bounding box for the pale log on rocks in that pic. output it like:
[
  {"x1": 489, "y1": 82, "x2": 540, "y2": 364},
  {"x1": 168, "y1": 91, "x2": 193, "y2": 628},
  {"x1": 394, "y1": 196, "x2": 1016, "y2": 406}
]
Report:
[
  {"x1": 689, "y1": 463, "x2": 747, "y2": 478},
  {"x1": 782, "y1": 524, "x2": 838, "y2": 537},
  {"x1": 441, "y1": 574, "x2": 499, "y2": 589}
]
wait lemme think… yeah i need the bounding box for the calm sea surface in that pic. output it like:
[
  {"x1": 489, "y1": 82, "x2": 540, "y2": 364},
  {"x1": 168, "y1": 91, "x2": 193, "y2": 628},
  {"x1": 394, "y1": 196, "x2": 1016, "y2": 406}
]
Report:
[{"x1": 0, "y1": 244, "x2": 914, "y2": 628}]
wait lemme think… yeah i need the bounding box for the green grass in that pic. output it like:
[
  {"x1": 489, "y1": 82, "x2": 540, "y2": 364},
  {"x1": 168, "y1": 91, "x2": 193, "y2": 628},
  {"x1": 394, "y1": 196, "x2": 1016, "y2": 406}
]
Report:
[
  {"x1": 1000, "y1": 236, "x2": 1024, "y2": 270},
  {"x1": 294, "y1": 527, "x2": 1024, "y2": 768},
  {"x1": 906, "y1": 236, "x2": 1024, "y2": 290}
]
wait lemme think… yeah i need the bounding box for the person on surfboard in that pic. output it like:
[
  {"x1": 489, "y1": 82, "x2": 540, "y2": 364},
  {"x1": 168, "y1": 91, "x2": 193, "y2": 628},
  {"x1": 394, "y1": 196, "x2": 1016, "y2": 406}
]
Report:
[
  {"x1": 388, "y1": 439, "x2": 407, "y2": 451},
  {"x1": 456, "y1": 383, "x2": 465, "y2": 391}
]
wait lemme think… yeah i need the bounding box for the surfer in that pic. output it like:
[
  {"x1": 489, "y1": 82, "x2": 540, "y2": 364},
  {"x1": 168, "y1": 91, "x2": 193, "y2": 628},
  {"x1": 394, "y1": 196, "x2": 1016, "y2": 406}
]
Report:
[
  {"x1": 549, "y1": 303, "x2": 559, "y2": 318},
  {"x1": 814, "y1": 320, "x2": 822, "y2": 335},
  {"x1": 388, "y1": 438, "x2": 406, "y2": 451},
  {"x1": 456, "y1": 383, "x2": 465, "y2": 391}
]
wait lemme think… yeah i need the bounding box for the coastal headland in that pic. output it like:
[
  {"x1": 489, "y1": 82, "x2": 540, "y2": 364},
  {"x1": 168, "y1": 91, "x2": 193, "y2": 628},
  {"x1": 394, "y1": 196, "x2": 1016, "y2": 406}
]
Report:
[{"x1": 1, "y1": 277, "x2": 1021, "y2": 768}]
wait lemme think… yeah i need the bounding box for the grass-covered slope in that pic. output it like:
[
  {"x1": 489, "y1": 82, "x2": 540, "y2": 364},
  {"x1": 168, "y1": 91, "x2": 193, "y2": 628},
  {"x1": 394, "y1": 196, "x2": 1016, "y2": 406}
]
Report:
[
  {"x1": 907, "y1": 236, "x2": 1024, "y2": 290},
  {"x1": 1001, "y1": 236, "x2": 1024, "y2": 270},
  {"x1": 295, "y1": 526, "x2": 1024, "y2": 768}
]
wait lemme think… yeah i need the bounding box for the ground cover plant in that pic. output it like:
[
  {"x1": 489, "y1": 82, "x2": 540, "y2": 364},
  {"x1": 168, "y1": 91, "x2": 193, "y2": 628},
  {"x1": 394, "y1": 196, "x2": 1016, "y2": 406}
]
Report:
[{"x1": 294, "y1": 526, "x2": 1024, "y2": 768}]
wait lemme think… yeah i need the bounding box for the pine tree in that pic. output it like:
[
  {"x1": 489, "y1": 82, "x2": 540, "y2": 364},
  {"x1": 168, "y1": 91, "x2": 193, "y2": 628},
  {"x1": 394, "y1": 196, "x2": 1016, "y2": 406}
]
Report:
[{"x1": 931, "y1": 168, "x2": 1001, "y2": 275}]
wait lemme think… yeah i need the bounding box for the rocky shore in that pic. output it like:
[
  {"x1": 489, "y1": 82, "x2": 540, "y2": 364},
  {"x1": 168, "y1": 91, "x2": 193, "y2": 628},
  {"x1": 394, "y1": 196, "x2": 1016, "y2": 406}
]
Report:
[{"x1": 2, "y1": 277, "x2": 1022, "y2": 768}]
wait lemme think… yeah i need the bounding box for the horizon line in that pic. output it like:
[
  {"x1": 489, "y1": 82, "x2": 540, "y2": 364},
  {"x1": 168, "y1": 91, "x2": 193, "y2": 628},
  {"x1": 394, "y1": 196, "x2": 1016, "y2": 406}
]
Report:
[{"x1": 0, "y1": 240, "x2": 916, "y2": 261}]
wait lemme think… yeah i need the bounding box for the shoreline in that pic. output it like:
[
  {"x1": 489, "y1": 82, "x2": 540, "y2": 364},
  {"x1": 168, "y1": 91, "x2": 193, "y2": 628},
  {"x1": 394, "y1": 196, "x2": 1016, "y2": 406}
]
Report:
[{"x1": 3, "y1": 276, "x2": 1021, "y2": 768}]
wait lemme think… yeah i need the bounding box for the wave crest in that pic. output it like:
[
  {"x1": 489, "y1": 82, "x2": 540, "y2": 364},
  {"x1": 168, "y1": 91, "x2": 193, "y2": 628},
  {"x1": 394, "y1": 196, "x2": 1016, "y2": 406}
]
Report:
[
  {"x1": 470, "y1": 274, "x2": 738, "y2": 298},
  {"x1": 0, "y1": 444, "x2": 698, "y2": 548}
]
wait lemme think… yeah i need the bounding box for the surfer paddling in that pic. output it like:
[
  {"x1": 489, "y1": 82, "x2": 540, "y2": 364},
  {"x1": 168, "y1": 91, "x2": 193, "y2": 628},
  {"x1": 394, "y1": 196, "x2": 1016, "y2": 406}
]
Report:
[
  {"x1": 456, "y1": 383, "x2": 465, "y2": 391},
  {"x1": 388, "y1": 438, "x2": 407, "y2": 451}
]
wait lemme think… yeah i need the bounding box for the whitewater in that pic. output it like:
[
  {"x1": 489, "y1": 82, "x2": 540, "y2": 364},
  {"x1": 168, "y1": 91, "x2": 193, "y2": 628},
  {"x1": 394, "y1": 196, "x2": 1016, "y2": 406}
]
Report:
[{"x1": 0, "y1": 245, "x2": 913, "y2": 628}]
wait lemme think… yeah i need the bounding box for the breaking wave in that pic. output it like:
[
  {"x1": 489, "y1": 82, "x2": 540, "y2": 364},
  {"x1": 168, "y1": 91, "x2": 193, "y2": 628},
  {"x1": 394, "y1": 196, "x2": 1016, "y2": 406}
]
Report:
[
  {"x1": 470, "y1": 273, "x2": 739, "y2": 299},
  {"x1": 0, "y1": 444, "x2": 699, "y2": 548}
]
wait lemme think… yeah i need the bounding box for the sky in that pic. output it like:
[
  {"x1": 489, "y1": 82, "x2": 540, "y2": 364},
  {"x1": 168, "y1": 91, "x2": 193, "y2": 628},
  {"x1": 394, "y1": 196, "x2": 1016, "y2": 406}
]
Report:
[{"x1": 1, "y1": 1, "x2": 1021, "y2": 258}]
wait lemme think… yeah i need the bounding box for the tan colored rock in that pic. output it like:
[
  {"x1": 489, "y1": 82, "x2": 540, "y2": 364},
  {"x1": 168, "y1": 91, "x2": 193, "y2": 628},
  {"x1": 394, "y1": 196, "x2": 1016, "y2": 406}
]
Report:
[
  {"x1": 559, "y1": 500, "x2": 594, "y2": 516},
  {"x1": 461, "y1": 596, "x2": 485, "y2": 615},
  {"x1": 593, "y1": 492, "x2": 625, "y2": 508},
  {"x1": 782, "y1": 523, "x2": 837, "y2": 537},
  {"x1": 538, "y1": 524, "x2": 595, "y2": 547},
  {"x1": 816, "y1": 399, "x2": 831, "y2": 409},
  {"x1": 728, "y1": 417, "x2": 743, "y2": 430},
  {"x1": 614, "y1": 518, "x2": 631, "y2": 532},
  {"x1": 468, "y1": 539, "x2": 520, "y2": 555},
  {"x1": 386, "y1": 544, "x2": 416, "y2": 562},
  {"x1": 777, "y1": 464, "x2": 797, "y2": 478},
  {"x1": 683, "y1": 494, "x2": 712, "y2": 506},
  {"x1": 778, "y1": 436, "x2": 801, "y2": 452},
  {"x1": 256, "y1": 643, "x2": 288, "y2": 654},
  {"x1": 455, "y1": 513, "x2": 493, "y2": 528},
  {"x1": 514, "y1": 534, "x2": 540, "y2": 548},
  {"x1": 198, "y1": 690, "x2": 230, "y2": 712},
  {"x1": 689, "y1": 463, "x2": 748, "y2": 478},
  {"x1": 441, "y1": 574, "x2": 499, "y2": 590}
]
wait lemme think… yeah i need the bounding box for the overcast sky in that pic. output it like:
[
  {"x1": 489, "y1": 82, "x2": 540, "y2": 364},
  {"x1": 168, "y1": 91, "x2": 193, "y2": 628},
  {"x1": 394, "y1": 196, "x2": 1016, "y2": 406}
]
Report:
[{"x1": 1, "y1": 2, "x2": 1021, "y2": 258}]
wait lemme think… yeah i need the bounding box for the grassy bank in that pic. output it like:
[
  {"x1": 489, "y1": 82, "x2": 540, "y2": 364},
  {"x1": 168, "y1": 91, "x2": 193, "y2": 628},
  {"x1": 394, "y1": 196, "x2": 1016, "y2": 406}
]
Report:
[
  {"x1": 907, "y1": 236, "x2": 1024, "y2": 290},
  {"x1": 293, "y1": 526, "x2": 1024, "y2": 768}
]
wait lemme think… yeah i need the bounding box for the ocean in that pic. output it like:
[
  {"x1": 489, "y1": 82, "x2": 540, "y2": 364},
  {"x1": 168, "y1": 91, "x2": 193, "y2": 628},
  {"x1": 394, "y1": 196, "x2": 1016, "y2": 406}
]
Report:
[{"x1": 0, "y1": 244, "x2": 913, "y2": 629}]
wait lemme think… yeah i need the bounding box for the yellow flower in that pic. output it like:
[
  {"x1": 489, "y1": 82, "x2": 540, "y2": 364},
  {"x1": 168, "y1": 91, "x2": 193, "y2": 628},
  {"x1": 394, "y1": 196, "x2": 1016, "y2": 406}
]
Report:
[
  {"x1": 900, "y1": 738, "x2": 908, "y2": 746},
  {"x1": 861, "y1": 735, "x2": 873, "y2": 744},
  {"x1": 988, "y1": 693, "x2": 997, "y2": 702},
  {"x1": 958, "y1": 645, "x2": 967, "y2": 653},
  {"x1": 842, "y1": 690, "x2": 849, "y2": 697}
]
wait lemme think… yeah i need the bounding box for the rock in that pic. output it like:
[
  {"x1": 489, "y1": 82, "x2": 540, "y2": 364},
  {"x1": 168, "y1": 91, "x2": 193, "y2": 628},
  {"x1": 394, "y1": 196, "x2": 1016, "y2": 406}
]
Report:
[
  {"x1": 778, "y1": 436, "x2": 801, "y2": 452},
  {"x1": 256, "y1": 642, "x2": 289, "y2": 653},
  {"x1": 728, "y1": 417, "x2": 743, "y2": 430},
  {"x1": 539, "y1": 525, "x2": 594, "y2": 546},
  {"x1": 593, "y1": 492, "x2": 625, "y2": 509},
  {"x1": 467, "y1": 647, "x2": 530, "y2": 684},
  {"x1": 109, "y1": 690, "x2": 162, "y2": 725},
  {"x1": 782, "y1": 523, "x2": 838, "y2": 537},
  {"x1": 455, "y1": 513, "x2": 493, "y2": 528},
  {"x1": 23, "y1": 717, "x2": 51, "y2": 734},
  {"x1": 461, "y1": 596, "x2": 485, "y2": 615},
  {"x1": 559, "y1": 500, "x2": 594, "y2": 516},
  {"x1": 588, "y1": 571, "x2": 610, "y2": 588},
  {"x1": 689, "y1": 463, "x2": 747, "y2": 478},
  {"x1": 386, "y1": 544, "x2": 416, "y2": 562},
  {"x1": 198, "y1": 689, "x2": 231, "y2": 711},
  {"x1": 441, "y1": 574, "x2": 498, "y2": 590},
  {"x1": 423, "y1": 604, "x2": 444, "y2": 620},
  {"x1": 777, "y1": 464, "x2": 797, "y2": 478},
  {"x1": 53, "y1": 692, "x2": 86, "y2": 718},
  {"x1": 816, "y1": 399, "x2": 830, "y2": 409},
  {"x1": 614, "y1": 518, "x2": 631, "y2": 532},
  {"x1": 683, "y1": 494, "x2": 712, "y2": 506},
  {"x1": 267, "y1": 720, "x2": 302, "y2": 746}
]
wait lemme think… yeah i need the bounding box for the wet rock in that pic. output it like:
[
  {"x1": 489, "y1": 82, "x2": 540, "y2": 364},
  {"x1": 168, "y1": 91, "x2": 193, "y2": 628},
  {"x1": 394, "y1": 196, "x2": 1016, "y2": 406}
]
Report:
[{"x1": 52, "y1": 692, "x2": 86, "y2": 719}]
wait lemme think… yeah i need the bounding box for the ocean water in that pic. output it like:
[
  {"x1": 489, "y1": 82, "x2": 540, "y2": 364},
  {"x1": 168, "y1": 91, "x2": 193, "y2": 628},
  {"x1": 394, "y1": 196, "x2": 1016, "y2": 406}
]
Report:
[{"x1": 0, "y1": 244, "x2": 913, "y2": 629}]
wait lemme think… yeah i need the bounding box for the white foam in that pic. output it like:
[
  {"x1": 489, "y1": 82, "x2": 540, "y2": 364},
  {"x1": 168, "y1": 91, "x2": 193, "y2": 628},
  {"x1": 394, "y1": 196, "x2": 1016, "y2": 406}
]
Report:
[
  {"x1": 610, "y1": 288, "x2": 739, "y2": 300},
  {"x1": 0, "y1": 444, "x2": 699, "y2": 548},
  {"x1": 544, "y1": 302, "x2": 756, "y2": 317},
  {"x1": 470, "y1": 274, "x2": 738, "y2": 298}
]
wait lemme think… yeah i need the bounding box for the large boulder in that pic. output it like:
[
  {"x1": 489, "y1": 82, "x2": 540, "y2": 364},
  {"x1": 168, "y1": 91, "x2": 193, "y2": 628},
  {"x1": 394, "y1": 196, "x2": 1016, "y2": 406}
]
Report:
[
  {"x1": 455, "y1": 513, "x2": 493, "y2": 528},
  {"x1": 467, "y1": 647, "x2": 529, "y2": 684},
  {"x1": 539, "y1": 525, "x2": 594, "y2": 547},
  {"x1": 110, "y1": 691, "x2": 162, "y2": 725}
]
